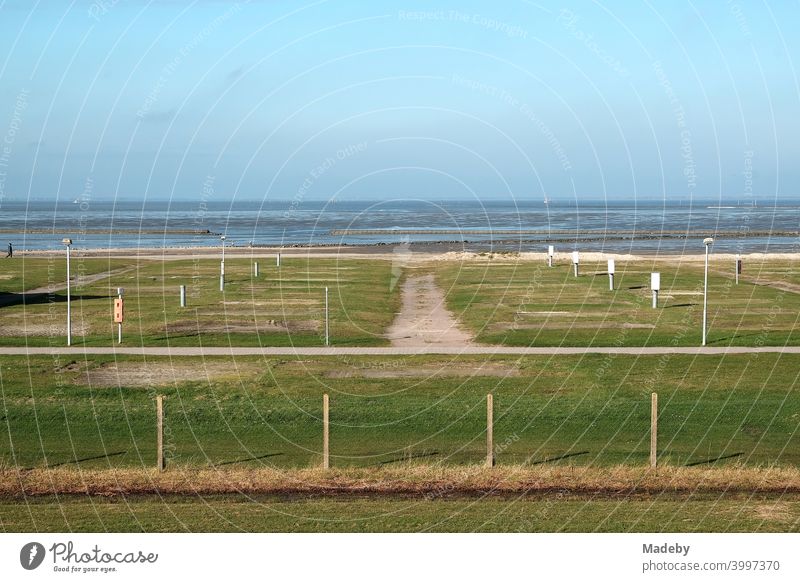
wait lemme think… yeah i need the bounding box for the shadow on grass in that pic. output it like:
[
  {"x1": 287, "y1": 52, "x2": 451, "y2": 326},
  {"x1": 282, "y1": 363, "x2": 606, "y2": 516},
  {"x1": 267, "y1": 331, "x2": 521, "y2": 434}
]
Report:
[
  {"x1": 685, "y1": 452, "x2": 743, "y2": 467},
  {"x1": 706, "y1": 332, "x2": 766, "y2": 345},
  {"x1": 664, "y1": 303, "x2": 698, "y2": 309},
  {"x1": 27, "y1": 450, "x2": 128, "y2": 471},
  {"x1": 214, "y1": 452, "x2": 284, "y2": 467},
  {"x1": 378, "y1": 451, "x2": 440, "y2": 466},
  {"x1": 529, "y1": 451, "x2": 590, "y2": 465},
  {"x1": 0, "y1": 292, "x2": 110, "y2": 309}
]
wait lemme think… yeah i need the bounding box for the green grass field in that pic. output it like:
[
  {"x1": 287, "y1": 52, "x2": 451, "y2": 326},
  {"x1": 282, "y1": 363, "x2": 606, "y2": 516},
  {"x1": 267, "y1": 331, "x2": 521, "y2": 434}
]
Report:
[
  {"x1": 434, "y1": 255, "x2": 800, "y2": 346},
  {"x1": 3, "y1": 494, "x2": 798, "y2": 532},
  {"x1": 2, "y1": 353, "x2": 798, "y2": 470},
  {"x1": 3, "y1": 254, "x2": 800, "y2": 532},
  {"x1": 0, "y1": 257, "x2": 400, "y2": 347},
  {"x1": 0, "y1": 257, "x2": 130, "y2": 294}
]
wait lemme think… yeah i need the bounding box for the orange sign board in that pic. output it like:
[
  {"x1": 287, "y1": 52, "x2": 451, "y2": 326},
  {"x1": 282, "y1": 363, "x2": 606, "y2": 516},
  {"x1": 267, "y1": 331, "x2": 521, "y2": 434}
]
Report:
[{"x1": 114, "y1": 298, "x2": 124, "y2": 323}]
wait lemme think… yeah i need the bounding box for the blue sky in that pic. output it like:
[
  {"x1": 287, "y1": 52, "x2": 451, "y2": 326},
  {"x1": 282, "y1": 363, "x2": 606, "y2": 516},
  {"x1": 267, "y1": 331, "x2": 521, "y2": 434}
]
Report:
[{"x1": 0, "y1": 0, "x2": 797, "y2": 204}]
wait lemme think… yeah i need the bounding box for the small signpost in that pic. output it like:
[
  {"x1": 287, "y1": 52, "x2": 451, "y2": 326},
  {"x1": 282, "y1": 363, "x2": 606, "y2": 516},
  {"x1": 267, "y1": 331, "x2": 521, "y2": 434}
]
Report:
[
  {"x1": 548, "y1": 245, "x2": 554, "y2": 267},
  {"x1": 572, "y1": 251, "x2": 580, "y2": 277},
  {"x1": 114, "y1": 288, "x2": 124, "y2": 344},
  {"x1": 651, "y1": 272, "x2": 660, "y2": 308},
  {"x1": 608, "y1": 259, "x2": 615, "y2": 290}
]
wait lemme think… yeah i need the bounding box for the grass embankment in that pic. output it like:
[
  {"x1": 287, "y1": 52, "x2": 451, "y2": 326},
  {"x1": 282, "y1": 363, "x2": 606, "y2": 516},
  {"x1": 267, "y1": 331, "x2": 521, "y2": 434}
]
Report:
[
  {"x1": 2, "y1": 353, "x2": 799, "y2": 469},
  {"x1": 0, "y1": 257, "x2": 400, "y2": 347},
  {"x1": 4, "y1": 465, "x2": 800, "y2": 496},
  {"x1": 3, "y1": 466, "x2": 800, "y2": 532},
  {"x1": 434, "y1": 255, "x2": 800, "y2": 346}
]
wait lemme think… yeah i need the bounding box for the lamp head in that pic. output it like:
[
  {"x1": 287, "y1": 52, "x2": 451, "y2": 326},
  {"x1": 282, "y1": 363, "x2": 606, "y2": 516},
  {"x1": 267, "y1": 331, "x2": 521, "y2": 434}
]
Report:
[
  {"x1": 220, "y1": 235, "x2": 226, "y2": 241},
  {"x1": 703, "y1": 237, "x2": 714, "y2": 246},
  {"x1": 62, "y1": 238, "x2": 72, "y2": 246}
]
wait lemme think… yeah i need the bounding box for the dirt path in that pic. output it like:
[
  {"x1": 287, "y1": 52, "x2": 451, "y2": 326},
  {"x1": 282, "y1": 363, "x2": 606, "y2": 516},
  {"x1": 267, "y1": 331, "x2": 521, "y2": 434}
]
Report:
[
  {"x1": 385, "y1": 273, "x2": 474, "y2": 347},
  {"x1": 3, "y1": 346, "x2": 800, "y2": 356}
]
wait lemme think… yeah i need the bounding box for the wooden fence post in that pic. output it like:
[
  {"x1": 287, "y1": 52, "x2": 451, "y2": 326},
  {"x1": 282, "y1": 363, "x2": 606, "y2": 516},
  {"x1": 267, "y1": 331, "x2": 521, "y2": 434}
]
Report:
[
  {"x1": 323, "y1": 393, "x2": 330, "y2": 469},
  {"x1": 486, "y1": 393, "x2": 495, "y2": 468},
  {"x1": 156, "y1": 395, "x2": 164, "y2": 472},
  {"x1": 650, "y1": 392, "x2": 658, "y2": 468}
]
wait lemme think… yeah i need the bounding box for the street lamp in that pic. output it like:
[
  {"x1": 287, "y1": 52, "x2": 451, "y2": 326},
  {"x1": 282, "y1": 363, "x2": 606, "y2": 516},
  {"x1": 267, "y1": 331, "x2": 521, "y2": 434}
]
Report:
[
  {"x1": 702, "y1": 237, "x2": 714, "y2": 346},
  {"x1": 220, "y1": 235, "x2": 226, "y2": 292},
  {"x1": 62, "y1": 238, "x2": 73, "y2": 346}
]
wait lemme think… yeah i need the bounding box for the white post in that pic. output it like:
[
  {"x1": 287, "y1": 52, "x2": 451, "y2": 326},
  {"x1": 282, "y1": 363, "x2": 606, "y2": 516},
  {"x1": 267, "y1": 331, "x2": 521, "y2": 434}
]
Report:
[
  {"x1": 572, "y1": 251, "x2": 579, "y2": 277},
  {"x1": 651, "y1": 272, "x2": 660, "y2": 309},
  {"x1": 180, "y1": 285, "x2": 186, "y2": 307},
  {"x1": 220, "y1": 235, "x2": 226, "y2": 292},
  {"x1": 548, "y1": 245, "x2": 554, "y2": 268},
  {"x1": 608, "y1": 259, "x2": 615, "y2": 291},
  {"x1": 324, "y1": 286, "x2": 329, "y2": 346},
  {"x1": 277, "y1": 252, "x2": 281, "y2": 268},
  {"x1": 702, "y1": 238, "x2": 713, "y2": 346},
  {"x1": 254, "y1": 261, "x2": 259, "y2": 278},
  {"x1": 65, "y1": 244, "x2": 72, "y2": 346}
]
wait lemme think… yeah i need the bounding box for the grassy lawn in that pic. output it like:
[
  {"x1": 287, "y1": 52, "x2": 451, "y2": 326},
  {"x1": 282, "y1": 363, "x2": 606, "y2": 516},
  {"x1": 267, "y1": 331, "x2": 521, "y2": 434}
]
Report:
[
  {"x1": 3, "y1": 494, "x2": 799, "y2": 532},
  {"x1": 0, "y1": 257, "x2": 400, "y2": 347},
  {"x1": 434, "y1": 255, "x2": 800, "y2": 346},
  {"x1": 2, "y1": 353, "x2": 798, "y2": 470},
  {"x1": 0, "y1": 257, "x2": 131, "y2": 294}
]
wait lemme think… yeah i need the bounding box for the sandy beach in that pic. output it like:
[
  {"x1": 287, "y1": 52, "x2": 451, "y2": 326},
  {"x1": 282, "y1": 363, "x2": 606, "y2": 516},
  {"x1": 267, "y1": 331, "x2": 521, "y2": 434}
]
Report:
[{"x1": 15, "y1": 244, "x2": 796, "y2": 263}]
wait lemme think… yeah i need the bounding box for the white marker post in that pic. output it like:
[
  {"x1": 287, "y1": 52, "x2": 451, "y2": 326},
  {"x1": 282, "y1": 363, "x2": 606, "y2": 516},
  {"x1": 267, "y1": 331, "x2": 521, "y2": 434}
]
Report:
[
  {"x1": 324, "y1": 286, "x2": 329, "y2": 346},
  {"x1": 735, "y1": 254, "x2": 741, "y2": 285},
  {"x1": 254, "y1": 261, "x2": 259, "y2": 278},
  {"x1": 179, "y1": 285, "x2": 186, "y2": 307},
  {"x1": 548, "y1": 245, "x2": 554, "y2": 267},
  {"x1": 572, "y1": 251, "x2": 580, "y2": 277},
  {"x1": 608, "y1": 259, "x2": 615, "y2": 290},
  {"x1": 277, "y1": 252, "x2": 281, "y2": 268},
  {"x1": 651, "y1": 272, "x2": 660, "y2": 308}
]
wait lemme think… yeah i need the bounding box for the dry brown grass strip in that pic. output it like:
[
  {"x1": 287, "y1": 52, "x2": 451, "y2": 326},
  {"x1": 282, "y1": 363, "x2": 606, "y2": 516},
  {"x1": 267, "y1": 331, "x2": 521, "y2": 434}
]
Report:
[{"x1": 2, "y1": 464, "x2": 800, "y2": 498}]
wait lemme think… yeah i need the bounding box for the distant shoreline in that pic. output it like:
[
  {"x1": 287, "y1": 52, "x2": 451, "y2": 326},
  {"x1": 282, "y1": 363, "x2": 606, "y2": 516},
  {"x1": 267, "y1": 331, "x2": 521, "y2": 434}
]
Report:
[{"x1": 14, "y1": 243, "x2": 796, "y2": 262}]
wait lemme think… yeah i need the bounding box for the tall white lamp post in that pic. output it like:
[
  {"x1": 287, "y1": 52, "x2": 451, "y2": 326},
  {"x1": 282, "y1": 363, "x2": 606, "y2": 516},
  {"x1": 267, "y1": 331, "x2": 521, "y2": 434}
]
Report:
[
  {"x1": 702, "y1": 237, "x2": 714, "y2": 346},
  {"x1": 63, "y1": 238, "x2": 73, "y2": 346},
  {"x1": 220, "y1": 234, "x2": 226, "y2": 292}
]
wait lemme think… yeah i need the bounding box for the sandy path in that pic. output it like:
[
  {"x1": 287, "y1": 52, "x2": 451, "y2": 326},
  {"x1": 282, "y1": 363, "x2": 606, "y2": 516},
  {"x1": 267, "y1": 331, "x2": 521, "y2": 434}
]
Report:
[
  {"x1": 2, "y1": 346, "x2": 799, "y2": 356},
  {"x1": 385, "y1": 273, "x2": 474, "y2": 347}
]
